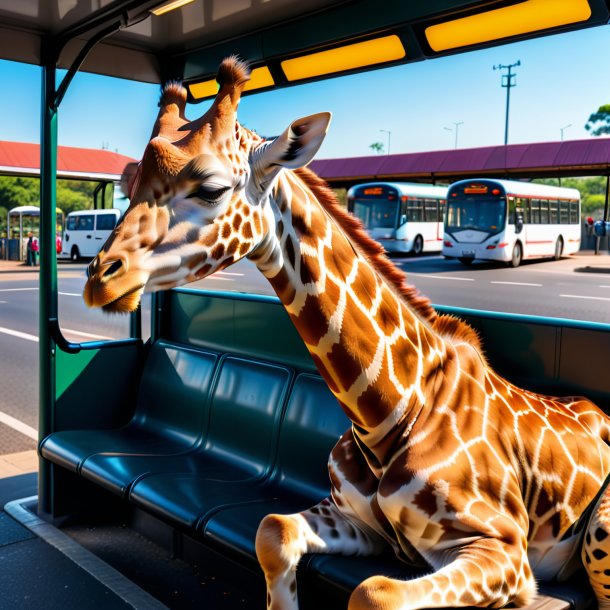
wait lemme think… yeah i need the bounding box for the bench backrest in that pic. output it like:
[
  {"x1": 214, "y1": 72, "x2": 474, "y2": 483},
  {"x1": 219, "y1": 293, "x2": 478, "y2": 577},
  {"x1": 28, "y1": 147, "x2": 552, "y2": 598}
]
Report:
[
  {"x1": 134, "y1": 342, "x2": 218, "y2": 446},
  {"x1": 202, "y1": 357, "x2": 292, "y2": 478},
  {"x1": 274, "y1": 374, "x2": 350, "y2": 500}
]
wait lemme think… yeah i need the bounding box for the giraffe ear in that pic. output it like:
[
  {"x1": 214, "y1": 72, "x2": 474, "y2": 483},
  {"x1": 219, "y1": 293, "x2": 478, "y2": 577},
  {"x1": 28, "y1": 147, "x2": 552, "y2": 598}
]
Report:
[{"x1": 260, "y1": 112, "x2": 331, "y2": 171}]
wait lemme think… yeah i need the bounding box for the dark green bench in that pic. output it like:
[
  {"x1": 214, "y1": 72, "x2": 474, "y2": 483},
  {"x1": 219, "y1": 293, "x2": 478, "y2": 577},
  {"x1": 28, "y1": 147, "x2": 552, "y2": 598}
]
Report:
[{"x1": 40, "y1": 289, "x2": 609, "y2": 609}]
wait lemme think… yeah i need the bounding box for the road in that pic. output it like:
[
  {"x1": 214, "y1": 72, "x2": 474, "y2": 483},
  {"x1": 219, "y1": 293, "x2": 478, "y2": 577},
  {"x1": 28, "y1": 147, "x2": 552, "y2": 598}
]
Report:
[{"x1": 1, "y1": 252, "x2": 609, "y2": 456}]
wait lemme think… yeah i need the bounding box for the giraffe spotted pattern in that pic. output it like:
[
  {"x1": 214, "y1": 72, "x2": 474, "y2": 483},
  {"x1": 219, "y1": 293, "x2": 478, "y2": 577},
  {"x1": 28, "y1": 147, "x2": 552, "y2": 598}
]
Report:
[{"x1": 84, "y1": 56, "x2": 610, "y2": 610}]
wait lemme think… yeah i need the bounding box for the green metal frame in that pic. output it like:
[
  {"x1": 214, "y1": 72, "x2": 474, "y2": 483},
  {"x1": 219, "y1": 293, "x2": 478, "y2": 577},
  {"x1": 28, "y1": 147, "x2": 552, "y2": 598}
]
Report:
[{"x1": 38, "y1": 35, "x2": 142, "y2": 518}]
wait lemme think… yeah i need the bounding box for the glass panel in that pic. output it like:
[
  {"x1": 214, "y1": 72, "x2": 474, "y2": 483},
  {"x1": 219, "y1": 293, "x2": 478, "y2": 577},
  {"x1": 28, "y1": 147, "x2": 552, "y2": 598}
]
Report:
[
  {"x1": 352, "y1": 200, "x2": 398, "y2": 229},
  {"x1": 530, "y1": 199, "x2": 540, "y2": 224},
  {"x1": 76, "y1": 215, "x2": 94, "y2": 231},
  {"x1": 569, "y1": 201, "x2": 580, "y2": 224},
  {"x1": 445, "y1": 197, "x2": 506, "y2": 233},
  {"x1": 407, "y1": 199, "x2": 424, "y2": 222},
  {"x1": 424, "y1": 199, "x2": 438, "y2": 222},
  {"x1": 96, "y1": 214, "x2": 117, "y2": 230},
  {"x1": 539, "y1": 200, "x2": 549, "y2": 224},
  {"x1": 549, "y1": 200, "x2": 559, "y2": 224},
  {"x1": 560, "y1": 201, "x2": 570, "y2": 224}
]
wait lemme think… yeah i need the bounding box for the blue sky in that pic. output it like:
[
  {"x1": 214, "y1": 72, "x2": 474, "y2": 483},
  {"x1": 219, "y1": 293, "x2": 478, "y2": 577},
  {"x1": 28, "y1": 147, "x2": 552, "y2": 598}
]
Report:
[{"x1": 1, "y1": 24, "x2": 610, "y2": 162}]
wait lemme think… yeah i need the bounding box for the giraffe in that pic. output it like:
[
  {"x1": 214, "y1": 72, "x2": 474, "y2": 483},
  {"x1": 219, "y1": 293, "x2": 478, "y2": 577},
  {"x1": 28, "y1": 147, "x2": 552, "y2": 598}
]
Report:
[{"x1": 84, "y1": 56, "x2": 610, "y2": 610}]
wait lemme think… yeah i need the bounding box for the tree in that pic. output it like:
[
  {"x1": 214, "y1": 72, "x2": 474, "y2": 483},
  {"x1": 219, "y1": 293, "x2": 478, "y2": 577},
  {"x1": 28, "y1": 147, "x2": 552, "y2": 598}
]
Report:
[
  {"x1": 585, "y1": 104, "x2": 610, "y2": 136},
  {"x1": 369, "y1": 142, "x2": 384, "y2": 155}
]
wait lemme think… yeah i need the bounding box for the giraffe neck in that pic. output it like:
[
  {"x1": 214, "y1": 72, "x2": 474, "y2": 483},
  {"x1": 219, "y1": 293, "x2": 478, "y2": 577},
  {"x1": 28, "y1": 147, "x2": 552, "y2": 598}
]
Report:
[{"x1": 250, "y1": 169, "x2": 451, "y2": 457}]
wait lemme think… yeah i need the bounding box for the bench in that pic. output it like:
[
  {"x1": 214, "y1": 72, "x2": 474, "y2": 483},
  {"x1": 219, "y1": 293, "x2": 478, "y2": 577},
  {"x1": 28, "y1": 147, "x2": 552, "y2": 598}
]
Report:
[{"x1": 40, "y1": 289, "x2": 606, "y2": 609}]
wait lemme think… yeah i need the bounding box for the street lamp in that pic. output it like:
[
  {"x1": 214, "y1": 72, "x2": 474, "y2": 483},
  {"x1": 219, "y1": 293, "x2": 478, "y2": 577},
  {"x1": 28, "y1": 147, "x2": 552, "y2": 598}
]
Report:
[
  {"x1": 493, "y1": 60, "x2": 521, "y2": 145},
  {"x1": 560, "y1": 123, "x2": 572, "y2": 141},
  {"x1": 444, "y1": 121, "x2": 464, "y2": 149},
  {"x1": 380, "y1": 129, "x2": 391, "y2": 155}
]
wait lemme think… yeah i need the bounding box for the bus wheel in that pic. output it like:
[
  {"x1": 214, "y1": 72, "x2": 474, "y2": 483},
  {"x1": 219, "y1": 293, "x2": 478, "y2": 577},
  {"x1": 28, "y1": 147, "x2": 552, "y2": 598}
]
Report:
[
  {"x1": 553, "y1": 237, "x2": 563, "y2": 261},
  {"x1": 71, "y1": 246, "x2": 80, "y2": 262},
  {"x1": 457, "y1": 257, "x2": 473, "y2": 266},
  {"x1": 412, "y1": 235, "x2": 424, "y2": 256},
  {"x1": 509, "y1": 242, "x2": 522, "y2": 268}
]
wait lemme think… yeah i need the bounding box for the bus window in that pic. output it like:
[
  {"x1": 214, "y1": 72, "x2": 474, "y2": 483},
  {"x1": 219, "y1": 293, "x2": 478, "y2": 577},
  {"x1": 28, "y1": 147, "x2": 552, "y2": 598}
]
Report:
[
  {"x1": 407, "y1": 199, "x2": 423, "y2": 222},
  {"x1": 569, "y1": 201, "x2": 580, "y2": 224},
  {"x1": 549, "y1": 200, "x2": 559, "y2": 224},
  {"x1": 96, "y1": 213, "x2": 118, "y2": 231},
  {"x1": 439, "y1": 200, "x2": 445, "y2": 222},
  {"x1": 560, "y1": 201, "x2": 570, "y2": 224},
  {"x1": 530, "y1": 199, "x2": 540, "y2": 224},
  {"x1": 424, "y1": 199, "x2": 438, "y2": 222},
  {"x1": 66, "y1": 216, "x2": 76, "y2": 231},
  {"x1": 539, "y1": 200, "x2": 549, "y2": 224}
]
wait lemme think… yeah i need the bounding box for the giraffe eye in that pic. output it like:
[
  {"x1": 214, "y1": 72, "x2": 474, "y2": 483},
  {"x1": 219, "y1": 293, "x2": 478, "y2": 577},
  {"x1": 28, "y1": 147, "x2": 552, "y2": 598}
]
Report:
[{"x1": 187, "y1": 185, "x2": 230, "y2": 204}]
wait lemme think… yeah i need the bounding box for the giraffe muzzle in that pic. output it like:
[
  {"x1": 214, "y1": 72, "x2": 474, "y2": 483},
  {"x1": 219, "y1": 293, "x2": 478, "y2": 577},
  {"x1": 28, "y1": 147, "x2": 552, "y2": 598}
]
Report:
[{"x1": 84, "y1": 253, "x2": 147, "y2": 313}]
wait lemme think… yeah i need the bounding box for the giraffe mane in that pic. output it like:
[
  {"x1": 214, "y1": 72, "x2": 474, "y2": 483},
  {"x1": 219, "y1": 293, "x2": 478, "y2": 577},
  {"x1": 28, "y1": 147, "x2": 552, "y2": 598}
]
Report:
[{"x1": 293, "y1": 167, "x2": 484, "y2": 352}]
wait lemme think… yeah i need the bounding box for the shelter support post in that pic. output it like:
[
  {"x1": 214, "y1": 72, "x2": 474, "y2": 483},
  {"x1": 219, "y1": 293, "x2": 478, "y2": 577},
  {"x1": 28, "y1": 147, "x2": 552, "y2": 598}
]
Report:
[{"x1": 38, "y1": 51, "x2": 58, "y2": 517}]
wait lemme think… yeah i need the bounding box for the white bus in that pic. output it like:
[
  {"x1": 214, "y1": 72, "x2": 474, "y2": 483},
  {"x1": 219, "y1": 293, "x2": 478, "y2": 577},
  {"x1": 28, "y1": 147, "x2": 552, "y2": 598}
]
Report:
[
  {"x1": 442, "y1": 179, "x2": 581, "y2": 267},
  {"x1": 347, "y1": 182, "x2": 448, "y2": 254},
  {"x1": 59, "y1": 208, "x2": 122, "y2": 261}
]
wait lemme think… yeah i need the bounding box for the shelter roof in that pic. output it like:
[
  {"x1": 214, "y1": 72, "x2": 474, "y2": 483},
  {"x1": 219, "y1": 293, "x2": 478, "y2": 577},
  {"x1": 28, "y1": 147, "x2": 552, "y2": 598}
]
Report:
[
  {"x1": 0, "y1": 141, "x2": 136, "y2": 181},
  {"x1": 309, "y1": 138, "x2": 610, "y2": 185}
]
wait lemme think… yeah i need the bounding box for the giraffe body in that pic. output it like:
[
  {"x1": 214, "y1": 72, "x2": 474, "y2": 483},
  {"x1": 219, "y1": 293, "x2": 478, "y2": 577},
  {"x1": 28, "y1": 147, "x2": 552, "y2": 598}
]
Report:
[{"x1": 85, "y1": 57, "x2": 610, "y2": 609}]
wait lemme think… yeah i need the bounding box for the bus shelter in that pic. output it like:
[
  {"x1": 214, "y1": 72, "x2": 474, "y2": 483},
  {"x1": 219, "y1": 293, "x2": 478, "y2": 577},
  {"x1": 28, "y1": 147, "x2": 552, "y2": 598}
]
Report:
[
  {"x1": 2, "y1": 1, "x2": 610, "y2": 608},
  {"x1": 4, "y1": 205, "x2": 64, "y2": 261}
]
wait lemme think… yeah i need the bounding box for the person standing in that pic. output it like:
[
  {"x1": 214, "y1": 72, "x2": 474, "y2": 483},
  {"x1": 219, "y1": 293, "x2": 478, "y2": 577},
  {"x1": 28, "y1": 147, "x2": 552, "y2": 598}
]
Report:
[
  {"x1": 26, "y1": 232, "x2": 34, "y2": 266},
  {"x1": 32, "y1": 235, "x2": 39, "y2": 265}
]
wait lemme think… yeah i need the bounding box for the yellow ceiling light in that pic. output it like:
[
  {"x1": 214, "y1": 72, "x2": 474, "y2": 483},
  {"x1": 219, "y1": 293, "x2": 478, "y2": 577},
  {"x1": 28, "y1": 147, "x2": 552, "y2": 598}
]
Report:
[
  {"x1": 243, "y1": 66, "x2": 274, "y2": 92},
  {"x1": 150, "y1": 0, "x2": 196, "y2": 17},
  {"x1": 426, "y1": 0, "x2": 591, "y2": 52},
  {"x1": 188, "y1": 78, "x2": 218, "y2": 100},
  {"x1": 281, "y1": 35, "x2": 406, "y2": 82},
  {"x1": 188, "y1": 66, "x2": 275, "y2": 100}
]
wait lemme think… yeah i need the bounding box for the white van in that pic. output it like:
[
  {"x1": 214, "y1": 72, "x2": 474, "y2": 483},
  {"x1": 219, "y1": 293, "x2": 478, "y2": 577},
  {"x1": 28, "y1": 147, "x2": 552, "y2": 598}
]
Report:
[{"x1": 59, "y1": 209, "x2": 122, "y2": 260}]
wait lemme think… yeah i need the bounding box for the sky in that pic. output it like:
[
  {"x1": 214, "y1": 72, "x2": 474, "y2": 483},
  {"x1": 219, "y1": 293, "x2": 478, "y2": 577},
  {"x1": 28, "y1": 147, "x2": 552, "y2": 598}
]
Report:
[{"x1": 1, "y1": 23, "x2": 610, "y2": 162}]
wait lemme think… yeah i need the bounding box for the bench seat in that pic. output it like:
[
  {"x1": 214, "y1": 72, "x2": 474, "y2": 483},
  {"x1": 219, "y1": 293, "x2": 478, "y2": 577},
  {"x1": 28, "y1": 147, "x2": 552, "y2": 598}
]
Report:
[{"x1": 40, "y1": 337, "x2": 591, "y2": 609}]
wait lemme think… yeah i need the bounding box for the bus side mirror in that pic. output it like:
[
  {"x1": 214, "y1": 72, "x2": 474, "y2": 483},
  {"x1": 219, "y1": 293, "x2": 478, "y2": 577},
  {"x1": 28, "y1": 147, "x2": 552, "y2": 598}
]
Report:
[
  {"x1": 515, "y1": 215, "x2": 524, "y2": 234},
  {"x1": 399, "y1": 214, "x2": 407, "y2": 226}
]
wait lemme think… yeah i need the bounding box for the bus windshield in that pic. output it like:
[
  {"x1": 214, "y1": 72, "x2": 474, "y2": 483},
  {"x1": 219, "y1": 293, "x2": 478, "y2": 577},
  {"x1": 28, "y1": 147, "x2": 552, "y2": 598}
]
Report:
[
  {"x1": 352, "y1": 199, "x2": 398, "y2": 229},
  {"x1": 350, "y1": 185, "x2": 401, "y2": 229},
  {"x1": 446, "y1": 196, "x2": 506, "y2": 234}
]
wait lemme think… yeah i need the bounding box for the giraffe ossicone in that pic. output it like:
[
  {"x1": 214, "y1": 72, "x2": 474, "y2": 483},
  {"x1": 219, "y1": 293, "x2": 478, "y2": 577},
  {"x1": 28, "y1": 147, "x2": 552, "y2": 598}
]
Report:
[{"x1": 85, "y1": 56, "x2": 610, "y2": 610}]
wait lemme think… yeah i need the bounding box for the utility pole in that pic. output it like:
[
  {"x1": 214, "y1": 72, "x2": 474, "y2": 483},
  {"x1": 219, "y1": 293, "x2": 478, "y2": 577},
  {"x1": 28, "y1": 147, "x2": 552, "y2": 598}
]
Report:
[
  {"x1": 493, "y1": 60, "x2": 521, "y2": 145},
  {"x1": 380, "y1": 129, "x2": 391, "y2": 155},
  {"x1": 560, "y1": 123, "x2": 572, "y2": 141},
  {"x1": 444, "y1": 121, "x2": 464, "y2": 149}
]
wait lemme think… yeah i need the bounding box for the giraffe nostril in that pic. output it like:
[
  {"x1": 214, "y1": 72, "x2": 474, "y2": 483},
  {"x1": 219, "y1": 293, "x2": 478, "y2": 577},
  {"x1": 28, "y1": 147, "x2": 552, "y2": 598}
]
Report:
[{"x1": 102, "y1": 259, "x2": 123, "y2": 279}]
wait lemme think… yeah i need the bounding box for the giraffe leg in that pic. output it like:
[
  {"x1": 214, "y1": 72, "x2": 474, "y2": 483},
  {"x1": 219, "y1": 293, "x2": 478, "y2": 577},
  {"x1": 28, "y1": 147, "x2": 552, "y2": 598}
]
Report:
[
  {"x1": 348, "y1": 537, "x2": 536, "y2": 610},
  {"x1": 256, "y1": 497, "x2": 387, "y2": 610},
  {"x1": 583, "y1": 483, "x2": 610, "y2": 608}
]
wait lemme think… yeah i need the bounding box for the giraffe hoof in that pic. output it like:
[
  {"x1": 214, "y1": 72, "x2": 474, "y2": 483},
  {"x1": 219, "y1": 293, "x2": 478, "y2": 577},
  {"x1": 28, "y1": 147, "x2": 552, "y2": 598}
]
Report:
[{"x1": 349, "y1": 575, "x2": 405, "y2": 610}]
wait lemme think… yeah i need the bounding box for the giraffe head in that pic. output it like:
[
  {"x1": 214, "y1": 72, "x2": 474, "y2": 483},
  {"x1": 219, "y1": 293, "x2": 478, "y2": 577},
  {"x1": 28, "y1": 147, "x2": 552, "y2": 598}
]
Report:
[{"x1": 84, "y1": 56, "x2": 331, "y2": 313}]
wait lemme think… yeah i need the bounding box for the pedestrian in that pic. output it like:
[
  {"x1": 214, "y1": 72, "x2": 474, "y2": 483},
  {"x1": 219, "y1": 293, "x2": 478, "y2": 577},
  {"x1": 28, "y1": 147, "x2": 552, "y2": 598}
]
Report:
[
  {"x1": 26, "y1": 232, "x2": 34, "y2": 266},
  {"x1": 32, "y1": 235, "x2": 39, "y2": 265}
]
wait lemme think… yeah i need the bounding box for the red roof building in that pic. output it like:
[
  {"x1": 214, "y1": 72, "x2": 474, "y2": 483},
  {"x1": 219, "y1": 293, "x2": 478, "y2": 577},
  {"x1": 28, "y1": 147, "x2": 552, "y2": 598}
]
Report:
[{"x1": 0, "y1": 141, "x2": 137, "y2": 181}]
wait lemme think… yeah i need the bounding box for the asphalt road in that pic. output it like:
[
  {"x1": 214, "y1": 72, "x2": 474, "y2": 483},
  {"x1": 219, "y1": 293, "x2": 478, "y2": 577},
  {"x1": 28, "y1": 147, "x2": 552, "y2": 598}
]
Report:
[{"x1": 0, "y1": 253, "x2": 609, "y2": 456}]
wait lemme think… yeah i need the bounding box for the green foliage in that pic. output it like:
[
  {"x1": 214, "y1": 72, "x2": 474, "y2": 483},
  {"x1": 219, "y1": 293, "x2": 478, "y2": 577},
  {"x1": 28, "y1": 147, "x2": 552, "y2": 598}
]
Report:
[
  {"x1": 585, "y1": 104, "x2": 610, "y2": 136},
  {"x1": 0, "y1": 176, "x2": 103, "y2": 233},
  {"x1": 369, "y1": 142, "x2": 384, "y2": 155}
]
